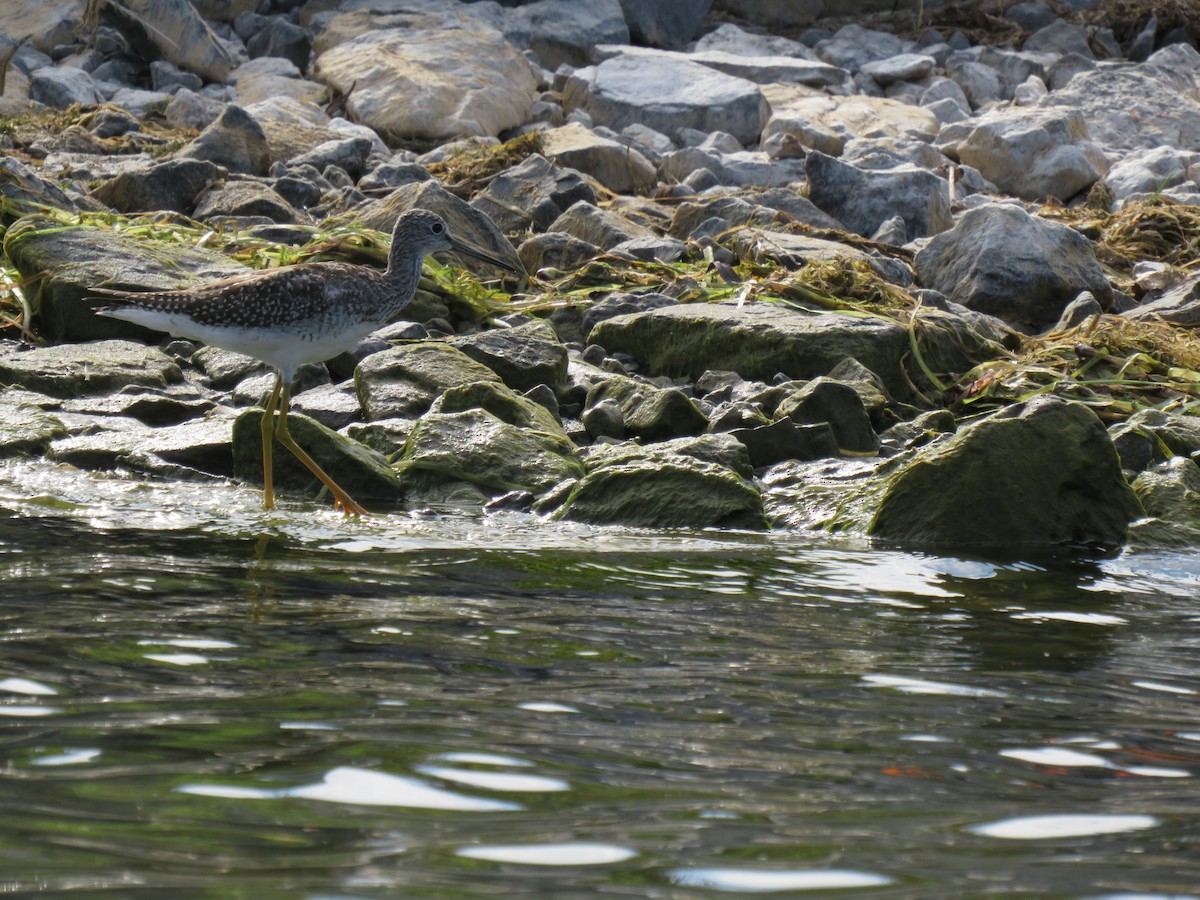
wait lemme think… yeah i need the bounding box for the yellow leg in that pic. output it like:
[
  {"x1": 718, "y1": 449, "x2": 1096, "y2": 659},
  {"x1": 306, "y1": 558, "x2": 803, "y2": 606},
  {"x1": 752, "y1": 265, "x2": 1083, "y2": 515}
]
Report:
[
  {"x1": 274, "y1": 381, "x2": 369, "y2": 517},
  {"x1": 260, "y1": 376, "x2": 282, "y2": 511}
]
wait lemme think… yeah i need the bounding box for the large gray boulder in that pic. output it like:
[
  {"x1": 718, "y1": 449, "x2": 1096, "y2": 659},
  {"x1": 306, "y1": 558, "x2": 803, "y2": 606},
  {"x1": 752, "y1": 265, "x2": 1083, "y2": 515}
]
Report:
[
  {"x1": 355, "y1": 343, "x2": 501, "y2": 421},
  {"x1": 914, "y1": 203, "x2": 1113, "y2": 331},
  {"x1": 804, "y1": 151, "x2": 952, "y2": 239},
  {"x1": 616, "y1": 0, "x2": 711, "y2": 49},
  {"x1": 562, "y1": 54, "x2": 769, "y2": 146}
]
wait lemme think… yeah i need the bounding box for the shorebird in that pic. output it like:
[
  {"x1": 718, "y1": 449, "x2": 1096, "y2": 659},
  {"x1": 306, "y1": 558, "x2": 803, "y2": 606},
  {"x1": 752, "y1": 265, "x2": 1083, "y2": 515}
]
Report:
[{"x1": 93, "y1": 208, "x2": 519, "y2": 516}]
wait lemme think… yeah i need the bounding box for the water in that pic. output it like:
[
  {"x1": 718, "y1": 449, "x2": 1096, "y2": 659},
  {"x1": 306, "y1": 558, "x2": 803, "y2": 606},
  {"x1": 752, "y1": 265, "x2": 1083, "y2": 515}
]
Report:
[{"x1": 2, "y1": 460, "x2": 1200, "y2": 898}]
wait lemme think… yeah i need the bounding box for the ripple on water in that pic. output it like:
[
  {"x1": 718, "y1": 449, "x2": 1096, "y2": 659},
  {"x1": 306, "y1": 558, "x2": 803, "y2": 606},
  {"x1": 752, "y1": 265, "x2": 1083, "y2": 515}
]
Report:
[
  {"x1": 457, "y1": 843, "x2": 637, "y2": 866},
  {"x1": 970, "y1": 814, "x2": 1159, "y2": 840},
  {"x1": 668, "y1": 868, "x2": 893, "y2": 892}
]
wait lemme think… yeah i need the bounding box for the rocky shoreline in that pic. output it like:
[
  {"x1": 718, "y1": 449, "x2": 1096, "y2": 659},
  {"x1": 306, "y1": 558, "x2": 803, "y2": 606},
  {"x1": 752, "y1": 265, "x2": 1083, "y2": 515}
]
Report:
[{"x1": 2, "y1": 0, "x2": 1200, "y2": 551}]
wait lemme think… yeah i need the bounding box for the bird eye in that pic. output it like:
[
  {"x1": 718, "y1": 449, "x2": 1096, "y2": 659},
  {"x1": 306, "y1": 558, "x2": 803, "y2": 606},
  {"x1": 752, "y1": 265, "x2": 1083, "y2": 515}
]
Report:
[{"x1": 431, "y1": 222, "x2": 444, "y2": 234}]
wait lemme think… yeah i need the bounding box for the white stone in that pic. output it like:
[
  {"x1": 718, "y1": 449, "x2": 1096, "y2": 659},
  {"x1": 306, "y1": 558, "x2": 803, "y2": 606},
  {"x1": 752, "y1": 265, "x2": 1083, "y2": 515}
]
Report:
[{"x1": 313, "y1": 26, "x2": 539, "y2": 142}]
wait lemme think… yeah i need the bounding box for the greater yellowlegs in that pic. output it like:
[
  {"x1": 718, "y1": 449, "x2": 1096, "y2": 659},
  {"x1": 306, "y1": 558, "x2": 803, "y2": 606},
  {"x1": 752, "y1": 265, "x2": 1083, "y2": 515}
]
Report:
[{"x1": 93, "y1": 209, "x2": 519, "y2": 515}]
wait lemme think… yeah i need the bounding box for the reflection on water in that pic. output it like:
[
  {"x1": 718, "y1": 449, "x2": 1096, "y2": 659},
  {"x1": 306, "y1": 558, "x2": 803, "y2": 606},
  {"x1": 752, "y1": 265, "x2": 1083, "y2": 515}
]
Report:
[{"x1": 1, "y1": 460, "x2": 1200, "y2": 896}]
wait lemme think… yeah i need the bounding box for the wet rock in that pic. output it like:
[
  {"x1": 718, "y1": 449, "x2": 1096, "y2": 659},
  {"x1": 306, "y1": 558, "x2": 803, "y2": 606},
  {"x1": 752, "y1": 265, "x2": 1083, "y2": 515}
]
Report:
[
  {"x1": 0, "y1": 389, "x2": 68, "y2": 457},
  {"x1": 870, "y1": 398, "x2": 1142, "y2": 548},
  {"x1": 550, "y1": 440, "x2": 766, "y2": 528},
  {"x1": 1109, "y1": 408, "x2": 1200, "y2": 473},
  {"x1": 1130, "y1": 457, "x2": 1200, "y2": 548},
  {"x1": 589, "y1": 302, "x2": 913, "y2": 398},
  {"x1": 469, "y1": 154, "x2": 595, "y2": 235},
  {"x1": 178, "y1": 104, "x2": 272, "y2": 177},
  {"x1": 914, "y1": 203, "x2": 1113, "y2": 331},
  {"x1": 312, "y1": 25, "x2": 537, "y2": 142},
  {"x1": 0, "y1": 340, "x2": 182, "y2": 399},
  {"x1": 776, "y1": 377, "x2": 879, "y2": 454},
  {"x1": 730, "y1": 417, "x2": 840, "y2": 468},
  {"x1": 452, "y1": 320, "x2": 568, "y2": 395},
  {"x1": 232, "y1": 408, "x2": 402, "y2": 502},
  {"x1": 396, "y1": 407, "x2": 582, "y2": 497},
  {"x1": 804, "y1": 151, "x2": 951, "y2": 239},
  {"x1": 562, "y1": 54, "x2": 769, "y2": 146},
  {"x1": 90, "y1": 158, "x2": 223, "y2": 215},
  {"x1": 289, "y1": 383, "x2": 362, "y2": 430},
  {"x1": 582, "y1": 397, "x2": 625, "y2": 439},
  {"x1": 343, "y1": 417, "x2": 416, "y2": 458},
  {"x1": 355, "y1": 343, "x2": 502, "y2": 421},
  {"x1": 945, "y1": 106, "x2": 1109, "y2": 201},
  {"x1": 51, "y1": 413, "x2": 238, "y2": 480},
  {"x1": 585, "y1": 374, "x2": 708, "y2": 441},
  {"x1": 430, "y1": 380, "x2": 570, "y2": 445}
]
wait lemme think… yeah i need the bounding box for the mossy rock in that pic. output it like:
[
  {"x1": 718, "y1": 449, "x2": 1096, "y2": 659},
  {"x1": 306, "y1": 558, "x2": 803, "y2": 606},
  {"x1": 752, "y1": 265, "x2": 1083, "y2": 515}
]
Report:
[
  {"x1": 355, "y1": 342, "x2": 501, "y2": 420},
  {"x1": 395, "y1": 408, "x2": 583, "y2": 496},
  {"x1": 1129, "y1": 456, "x2": 1200, "y2": 548},
  {"x1": 0, "y1": 340, "x2": 183, "y2": 398},
  {"x1": 553, "y1": 455, "x2": 767, "y2": 530},
  {"x1": 232, "y1": 408, "x2": 402, "y2": 504},
  {"x1": 585, "y1": 374, "x2": 707, "y2": 441},
  {"x1": 429, "y1": 380, "x2": 573, "y2": 455},
  {"x1": 0, "y1": 389, "x2": 67, "y2": 457}
]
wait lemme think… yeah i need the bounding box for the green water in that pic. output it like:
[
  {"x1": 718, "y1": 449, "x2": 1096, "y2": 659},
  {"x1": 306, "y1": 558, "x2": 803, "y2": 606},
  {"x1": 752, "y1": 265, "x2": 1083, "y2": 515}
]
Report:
[{"x1": 1, "y1": 460, "x2": 1199, "y2": 898}]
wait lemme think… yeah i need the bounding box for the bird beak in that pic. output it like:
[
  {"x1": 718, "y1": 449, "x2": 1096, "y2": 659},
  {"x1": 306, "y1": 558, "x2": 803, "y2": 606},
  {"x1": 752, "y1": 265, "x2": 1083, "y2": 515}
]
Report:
[{"x1": 447, "y1": 235, "x2": 525, "y2": 275}]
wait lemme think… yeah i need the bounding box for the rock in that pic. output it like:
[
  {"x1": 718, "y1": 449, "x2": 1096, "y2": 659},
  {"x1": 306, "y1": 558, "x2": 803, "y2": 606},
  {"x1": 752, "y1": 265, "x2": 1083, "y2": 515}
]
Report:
[
  {"x1": 1125, "y1": 272, "x2": 1200, "y2": 326},
  {"x1": 870, "y1": 398, "x2": 1142, "y2": 548},
  {"x1": 804, "y1": 151, "x2": 951, "y2": 239},
  {"x1": 0, "y1": 156, "x2": 82, "y2": 219},
  {"x1": 162, "y1": 88, "x2": 225, "y2": 130},
  {"x1": 29, "y1": 66, "x2": 104, "y2": 109},
  {"x1": 1101, "y1": 146, "x2": 1199, "y2": 209},
  {"x1": 680, "y1": 48, "x2": 849, "y2": 88},
  {"x1": 730, "y1": 417, "x2": 840, "y2": 467},
  {"x1": 579, "y1": 292, "x2": 676, "y2": 336},
  {"x1": 550, "y1": 440, "x2": 765, "y2": 528},
  {"x1": 727, "y1": 230, "x2": 907, "y2": 283},
  {"x1": 177, "y1": 104, "x2": 271, "y2": 176},
  {"x1": 4, "y1": 217, "x2": 248, "y2": 343},
  {"x1": 1109, "y1": 408, "x2": 1200, "y2": 473},
  {"x1": 232, "y1": 408, "x2": 401, "y2": 503},
  {"x1": 710, "y1": 0, "x2": 821, "y2": 30},
  {"x1": 354, "y1": 342, "x2": 502, "y2": 420},
  {"x1": 668, "y1": 194, "x2": 838, "y2": 239},
  {"x1": 355, "y1": 179, "x2": 524, "y2": 275},
  {"x1": 1050, "y1": 291, "x2": 1103, "y2": 332},
  {"x1": 430, "y1": 380, "x2": 571, "y2": 445},
  {"x1": 469, "y1": 153, "x2": 595, "y2": 235},
  {"x1": 1047, "y1": 53, "x2": 1095, "y2": 91},
  {"x1": 582, "y1": 397, "x2": 625, "y2": 439},
  {"x1": 289, "y1": 383, "x2": 362, "y2": 430},
  {"x1": 90, "y1": 159, "x2": 222, "y2": 214},
  {"x1": 562, "y1": 54, "x2": 769, "y2": 146},
  {"x1": 112, "y1": 0, "x2": 237, "y2": 83},
  {"x1": 814, "y1": 24, "x2": 913, "y2": 72},
  {"x1": 588, "y1": 302, "x2": 914, "y2": 398},
  {"x1": 1023, "y1": 20, "x2": 1093, "y2": 57},
  {"x1": 692, "y1": 22, "x2": 818, "y2": 60},
  {"x1": 1005, "y1": 2, "x2": 1055, "y2": 31},
  {"x1": 616, "y1": 0, "x2": 711, "y2": 49},
  {"x1": 246, "y1": 19, "x2": 312, "y2": 73},
  {"x1": 0, "y1": 1, "x2": 83, "y2": 53},
  {"x1": 510, "y1": 0, "x2": 629, "y2": 68},
  {"x1": 946, "y1": 58, "x2": 1004, "y2": 109},
  {"x1": 860, "y1": 53, "x2": 936, "y2": 85},
  {"x1": 396, "y1": 407, "x2": 582, "y2": 497},
  {"x1": 549, "y1": 201, "x2": 657, "y2": 249},
  {"x1": 49, "y1": 413, "x2": 239, "y2": 480},
  {"x1": 287, "y1": 137, "x2": 372, "y2": 179},
  {"x1": 947, "y1": 106, "x2": 1108, "y2": 201},
  {"x1": 763, "y1": 92, "x2": 939, "y2": 156},
  {"x1": 914, "y1": 203, "x2": 1113, "y2": 330},
  {"x1": 0, "y1": 389, "x2": 68, "y2": 457},
  {"x1": 0, "y1": 340, "x2": 182, "y2": 399},
  {"x1": 1042, "y1": 65, "x2": 1200, "y2": 157},
  {"x1": 193, "y1": 179, "x2": 296, "y2": 223},
  {"x1": 452, "y1": 320, "x2": 568, "y2": 395},
  {"x1": 518, "y1": 232, "x2": 600, "y2": 273},
  {"x1": 776, "y1": 377, "x2": 879, "y2": 454},
  {"x1": 1130, "y1": 457, "x2": 1200, "y2": 547},
  {"x1": 538, "y1": 122, "x2": 656, "y2": 194},
  {"x1": 584, "y1": 374, "x2": 708, "y2": 441},
  {"x1": 312, "y1": 25, "x2": 538, "y2": 142}
]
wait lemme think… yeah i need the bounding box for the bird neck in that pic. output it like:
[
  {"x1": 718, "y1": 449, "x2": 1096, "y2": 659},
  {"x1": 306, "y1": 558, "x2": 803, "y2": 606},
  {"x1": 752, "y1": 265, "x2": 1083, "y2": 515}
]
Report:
[{"x1": 382, "y1": 243, "x2": 426, "y2": 313}]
